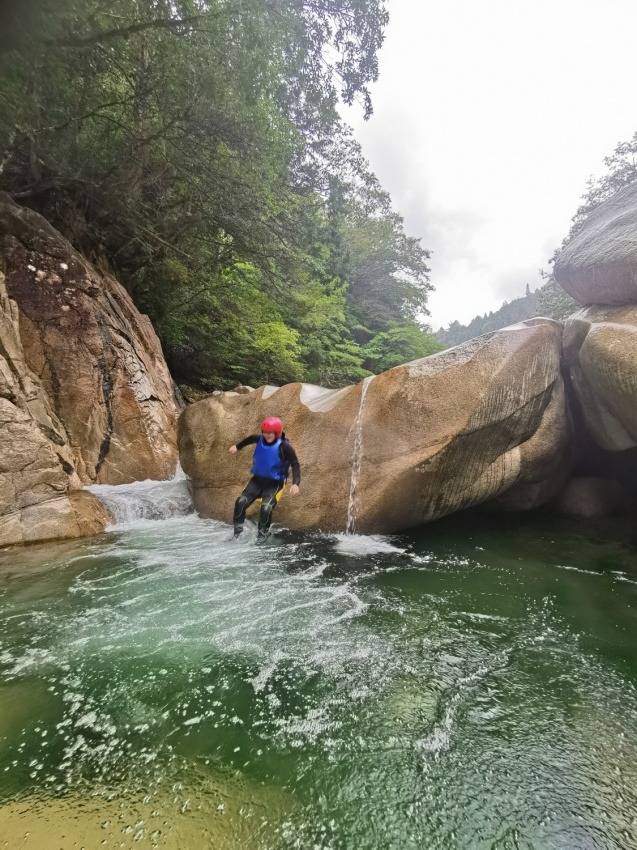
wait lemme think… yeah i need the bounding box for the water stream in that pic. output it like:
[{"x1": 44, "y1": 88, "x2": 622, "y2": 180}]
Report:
[
  {"x1": 86, "y1": 467, "x2": 193, "y2": 527},
  {"x1": 0, "y1": 476, "x2": 636, "y2": 848},
  {"x1": 346, "y1": 376, "x2": 374, "y2": 535}
]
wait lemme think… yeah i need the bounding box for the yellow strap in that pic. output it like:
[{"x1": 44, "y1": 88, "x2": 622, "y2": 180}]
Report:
[{"x1": 257, "y1": 485, "x2": 285, "y2": 504}]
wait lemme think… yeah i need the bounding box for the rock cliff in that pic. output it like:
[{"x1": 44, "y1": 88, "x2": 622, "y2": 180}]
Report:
[
  {"x1": 562, "y1": 305, "x2": 637, "y2": 452},
  {"x1": 552, "y1": 184, "x2": 637, "y2": 515},
  {"x1": 0, "y1": 194, "x2": 179, "y2": 485},
  {"x1": 0, "y1": 270, "x2": 109, "y2": 546}
]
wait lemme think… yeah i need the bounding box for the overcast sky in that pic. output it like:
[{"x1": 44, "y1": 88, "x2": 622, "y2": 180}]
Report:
[{"x1": 344, "y1": 0, "x2": 637, "y2": 329}]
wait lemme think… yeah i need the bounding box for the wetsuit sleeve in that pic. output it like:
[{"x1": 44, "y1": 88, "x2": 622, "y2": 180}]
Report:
[
  {"x1": 282, "y1": 442, "x2": 301, "y2": 486},
  {"x1": 236, "y1": 435, "x2": 260, "y2": 450}
]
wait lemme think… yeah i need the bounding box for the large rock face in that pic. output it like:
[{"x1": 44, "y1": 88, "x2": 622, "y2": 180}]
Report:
[
  {"x1": 0, "y1": 194, "x2": 179, "y2": 484},
  {"x1": 562, "y1": 304, "x2": 637, "y2": 452},
  {"x1": 0, "y1": 271, "x2": 109, "y2": 546},
  {"x1": 179, "y1": 319, "x2": 570, "y2": 533},
  {"x1": 554, "y1": 182, "x2": 637, "y2": 305}
]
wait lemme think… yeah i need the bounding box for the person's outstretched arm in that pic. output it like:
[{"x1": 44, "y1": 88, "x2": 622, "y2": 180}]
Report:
[
  {"x1": 228, "y1": 435, "x2": 259, "y2": 454},
  {"x1": 282, "y1": 442, "x2": 301, "y2": 489}
]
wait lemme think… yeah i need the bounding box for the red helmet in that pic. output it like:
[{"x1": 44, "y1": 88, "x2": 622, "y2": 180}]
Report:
[{"x1": 260, "y1": 416, "x2": 283, "y2": 437}]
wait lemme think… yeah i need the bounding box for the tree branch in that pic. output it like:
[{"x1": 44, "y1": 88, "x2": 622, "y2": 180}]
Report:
[{"x1": 50, "y1": 13, "x2": 219, "y2": 48}]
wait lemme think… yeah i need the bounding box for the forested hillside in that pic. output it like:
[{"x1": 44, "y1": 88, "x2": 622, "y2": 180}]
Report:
[
  {"x1": 437, "y1": 129, "x2": 637, "y2": 349},
  {"x1": 0, "y1": 0, "x2": 441, "y2": 391},
  {"x1": 436, "y1": 279, "x2": 576, "y2": 347}
]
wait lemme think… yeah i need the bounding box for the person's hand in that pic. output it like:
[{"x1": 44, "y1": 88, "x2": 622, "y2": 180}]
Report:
[
  {"x1": 289, "y1": 484, "x2": 300, "y2": 496},
  {"x1": 228, "y1": 445, "x2": 238, "y2": 455}
]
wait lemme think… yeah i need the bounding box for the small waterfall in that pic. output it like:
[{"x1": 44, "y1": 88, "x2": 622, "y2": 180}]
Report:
[
  {"x1": 346, "y1": 376, "x2": 374, "y2": 534},
  {"x1": 86, "y1": 465, "x2": 193, "y2": 527}
]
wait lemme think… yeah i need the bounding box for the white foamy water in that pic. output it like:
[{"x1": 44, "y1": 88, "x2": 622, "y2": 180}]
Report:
[
  {"x1": 25, "y1": 515, "x2": 375, "y2": 679},
  {"x1": 1, "y1": 504, "x2": 637, "y2": 849},
  {"x1": 69, "y1": 467, "x2": 408, "y2": 687},
  {"x1": 86, "y1": 466, "x2": 193, "y2": 528},
  {"x1": 333, "y1": 533, "x2": 406, "y2": 557}
]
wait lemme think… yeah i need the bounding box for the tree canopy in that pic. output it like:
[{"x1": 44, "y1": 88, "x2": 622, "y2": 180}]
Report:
[
  {"x1": 0, "y1": 0, "x2": 440, "y2": 389},
  {"x1": 563, "y1": 130, "x2": 637, "y2": 245}
]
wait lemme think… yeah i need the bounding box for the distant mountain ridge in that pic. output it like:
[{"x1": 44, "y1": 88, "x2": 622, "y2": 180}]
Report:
[{"x1": 435, "y1": 279, "x2": 576, "y2": 347}]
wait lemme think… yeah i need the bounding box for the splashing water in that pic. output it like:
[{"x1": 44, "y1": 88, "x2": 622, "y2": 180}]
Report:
[
  {"x1": 346, "y1": 375, "x2": 374, "y2": 534},
  {"x1": 86, "y1": 465, "x2": 193, "y2": 528},
  {"x1": 1, "y1": 484, "x2": 637, "y2": 847},
  {"x1": 333, "y1": 532, "x2": 406, "y2": 557}
]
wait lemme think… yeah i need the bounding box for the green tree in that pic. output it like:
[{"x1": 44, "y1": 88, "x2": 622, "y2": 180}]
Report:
[
  {"x1": 363, "y1": 323, "x2": 442, "y2": 373},
  {"x1": 0, "y1": 0, "x2": 443, "y2": 391},
  {"x1": 564, "y1": 130, "x2": 637, "y2": 245},
  {"x1": 535, "y1": 277, "x2": 577, "y2": 321},
  {"x1": 288, "y1": 278, "x2": 368, "y2": 386}
]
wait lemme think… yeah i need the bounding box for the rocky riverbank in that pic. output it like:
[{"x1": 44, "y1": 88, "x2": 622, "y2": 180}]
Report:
[
  {"x1": 181, "y1": 182, "x2": 637, "y2": 532},
  {"x1": 179, "y1": 319, "x2": 570, "y2": 533},
  {"x1": 0, "y1": 194, "x2": 180, "y2": 546},
  {"x1": 2, "y1": 182, "x2": 637, "y2": 544}
]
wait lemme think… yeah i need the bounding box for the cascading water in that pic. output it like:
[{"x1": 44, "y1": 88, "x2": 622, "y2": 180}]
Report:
[
  {"x1": 346, "y1": 375, "x2": 374, "y2": 534},
  {"x1": 86, "y1": 464, "x2": 193, "y2": 527}
]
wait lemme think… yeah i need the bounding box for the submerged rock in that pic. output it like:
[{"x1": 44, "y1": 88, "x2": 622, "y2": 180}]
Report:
[
  {"x1": 554, "y1": 181, "x2": 637, "y2": 305},
  {"x1": 0, "y1": 193, "x2": 179, "y2": 484},
  {"x1": 563, "y1": 304, "x2": 637, "y2": 452},
  {"x1": 179, "y1": 319, "x2": 570, "y2": 533},
  {"x1": 0, "y1": 271, "x2": 109, "y2": 546}
]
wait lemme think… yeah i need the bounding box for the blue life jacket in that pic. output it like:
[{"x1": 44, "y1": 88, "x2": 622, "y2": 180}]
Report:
[{"x1": 251, "y1": 437, "x2": 286, "y2": 481}]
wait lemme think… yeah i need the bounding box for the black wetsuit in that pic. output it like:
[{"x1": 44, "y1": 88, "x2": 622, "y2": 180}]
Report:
[{"x1": 233, "y1": 434, "x2": 301, "y2": 538}]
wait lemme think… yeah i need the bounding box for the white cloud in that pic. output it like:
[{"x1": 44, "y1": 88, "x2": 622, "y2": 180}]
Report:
[{"x1": 344, "y1": 0, "x2": 637, "y2": 328}]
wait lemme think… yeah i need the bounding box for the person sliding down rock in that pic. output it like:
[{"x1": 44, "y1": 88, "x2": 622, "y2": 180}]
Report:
[{"x1": 228, "y1": 417, "x2": 301, "y2": 541}]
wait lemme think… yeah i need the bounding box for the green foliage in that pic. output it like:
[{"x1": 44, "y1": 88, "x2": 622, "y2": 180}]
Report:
[
  {"x1": 564, "y1": 130, "x2": 637, "y2": 245},
  {"x1": 285, "y1": 279, "x2": 368, "y2": 385},
  {"x1": 535, "y1": 277, "x2": 577, "y2": 321},
  {"x1": 133, "y1": 260, "x2": 306, "y2": 389},
  {"x1": 345, "y1": 205, "x2": 432, "y2": 331},
  {"x1": 0, "y1": 0, "x2": 438, "y2": 390},
  {"x1": 436, "y1": 289, "x2": 541, "y2": 347},
  {"x1": 435, "y1": 277, "x2": 577, "y2": 348},
  {"x1": 362, "y1": 323, "x2": 443, "y2": 372}
]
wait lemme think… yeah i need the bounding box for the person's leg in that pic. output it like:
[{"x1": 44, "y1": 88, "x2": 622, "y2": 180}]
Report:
[
  {"x1": 233, "y1": 478, "x2": 261, "y2": 536},
  {"x1": 257, "y1": 481, "x2": 284, "y2": 539}
]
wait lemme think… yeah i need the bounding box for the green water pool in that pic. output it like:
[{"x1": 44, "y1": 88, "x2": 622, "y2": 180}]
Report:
[{"x1": 0, "y1": 510, "x2": 636, "y2": 848}]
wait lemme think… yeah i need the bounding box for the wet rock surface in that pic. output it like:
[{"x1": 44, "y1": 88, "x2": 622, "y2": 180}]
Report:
[
  {"x1": 0, "y1": 270, "x2": 109, "y2": 546},
  {"x1": 179, "y1": 319, "x2": 570, "y2": 533},
  {"x1": 554, "y1": 181, "x2": 637, "y2": 305},
  {"x1": 563, "y1": 304, "x2": 637, "y2": 452},
  {"x1": 0, "y1": 193, "x2": 179, "y2": 485}
]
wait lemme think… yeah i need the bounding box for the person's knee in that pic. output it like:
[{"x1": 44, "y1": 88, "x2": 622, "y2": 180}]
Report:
[
  {"x1": 260, "y1": 499, "x2": 275, "y2": 517},
  {"x1": 235, "y1": 495, "x2": 248, "y2": 509}
]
